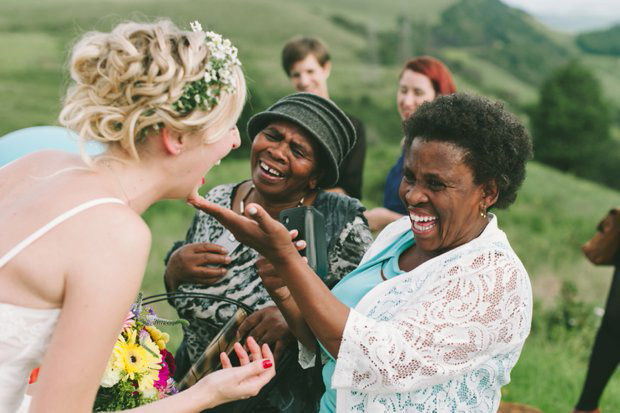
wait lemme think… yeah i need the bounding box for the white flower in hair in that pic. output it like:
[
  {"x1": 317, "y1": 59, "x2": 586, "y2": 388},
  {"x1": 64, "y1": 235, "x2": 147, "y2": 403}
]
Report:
[
  {"x1": 189, "y1": 21, "x2": 202, "y2": 32},
  {"x1": 173, "y1": 21, "x2": 242, "y2": 115}
]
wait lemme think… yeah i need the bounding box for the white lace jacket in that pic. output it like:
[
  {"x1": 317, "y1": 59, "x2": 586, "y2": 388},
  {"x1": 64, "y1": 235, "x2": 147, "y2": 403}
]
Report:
[{"x1": 305, "y1": 215, "x2": 532, "y2": 412}]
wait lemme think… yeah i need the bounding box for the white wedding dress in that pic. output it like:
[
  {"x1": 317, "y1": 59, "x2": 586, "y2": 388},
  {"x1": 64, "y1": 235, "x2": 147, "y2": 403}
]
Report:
[{"x1": 0, "y1": 198, "x2": 124, "y2": 412}]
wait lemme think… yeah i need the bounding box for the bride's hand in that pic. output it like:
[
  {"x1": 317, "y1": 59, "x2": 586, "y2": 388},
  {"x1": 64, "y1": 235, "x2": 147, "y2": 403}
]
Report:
[
  {"x1": 194, "y1": 336, "x2": 275, "y2": 408},
  {"x1": 188, "y1": 197, "x2": 298, "y2": 265}
]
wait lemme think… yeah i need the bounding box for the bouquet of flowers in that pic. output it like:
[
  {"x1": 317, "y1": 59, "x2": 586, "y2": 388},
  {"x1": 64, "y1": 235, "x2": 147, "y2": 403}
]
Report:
[{"x1": 94, "y1": 295, "x2": 185, "y2": 411}]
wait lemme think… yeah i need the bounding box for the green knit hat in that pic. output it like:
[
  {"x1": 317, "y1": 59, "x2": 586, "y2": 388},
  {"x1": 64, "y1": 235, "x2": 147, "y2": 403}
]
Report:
[{"x1": 246, "y1": 93, "x2": 356, "y2": 187}]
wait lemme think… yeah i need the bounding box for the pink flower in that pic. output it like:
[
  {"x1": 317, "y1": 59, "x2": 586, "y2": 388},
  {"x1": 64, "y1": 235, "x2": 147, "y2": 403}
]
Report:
[
  {"x1": 122, "y1": 311, "x2": 135, "y2": 331},
  {"x1": 153, "y1": 349, "x2": 174, "y2": 391},
  {"x1": 162, "y1": 349, "x2": 175, "y2": 376}
]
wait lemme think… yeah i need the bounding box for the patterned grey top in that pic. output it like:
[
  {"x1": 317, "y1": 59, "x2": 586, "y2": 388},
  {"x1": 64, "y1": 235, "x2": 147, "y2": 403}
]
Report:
[{"x1": 167, "y1": 182, "x2": 374, "y2": 363}]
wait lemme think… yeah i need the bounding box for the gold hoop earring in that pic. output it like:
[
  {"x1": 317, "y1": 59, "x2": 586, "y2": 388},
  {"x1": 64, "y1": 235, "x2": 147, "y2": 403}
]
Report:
[{"x1": 480, "y1": 208, "x2": 487, "y2": 218}]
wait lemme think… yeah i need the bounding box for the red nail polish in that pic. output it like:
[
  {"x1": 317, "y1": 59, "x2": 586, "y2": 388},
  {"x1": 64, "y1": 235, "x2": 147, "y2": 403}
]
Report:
[
  {"x1": 201, "y1": 177, "x2": 205, "y2": 185},
  {"x1": 262, "y1": 360, "x2": 272, "y2": 369}
]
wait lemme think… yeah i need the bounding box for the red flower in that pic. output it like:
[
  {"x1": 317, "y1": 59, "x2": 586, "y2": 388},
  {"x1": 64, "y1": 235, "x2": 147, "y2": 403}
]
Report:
[
  {"x1": 153, "y1": 349, "x2": 176, "y2": 391},
  {"x1": 161, "y1": 349, "x2": 175, "y2": 376}
]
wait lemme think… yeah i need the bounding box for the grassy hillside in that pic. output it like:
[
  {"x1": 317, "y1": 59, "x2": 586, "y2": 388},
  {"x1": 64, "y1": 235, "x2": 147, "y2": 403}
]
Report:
[
  {"x1": 2, "y1": 0, "x2": 620, "y2": 410},
  {"x1": 577, "y1": 24, "x2": 620, "y2": 56},
  {"x1": 2, "y1": 0, "x2": 618, "y2": 137}
]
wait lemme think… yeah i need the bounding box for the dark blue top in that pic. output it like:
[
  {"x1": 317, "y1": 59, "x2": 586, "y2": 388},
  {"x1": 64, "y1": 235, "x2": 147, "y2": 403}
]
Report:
[{"x1": 383, "y1": 150, "x2": 407, "y2": 214}]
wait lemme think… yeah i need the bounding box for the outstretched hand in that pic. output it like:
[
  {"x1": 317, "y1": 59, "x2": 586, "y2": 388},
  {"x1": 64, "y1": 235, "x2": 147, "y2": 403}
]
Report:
[
  {"x1": 188, "y1": 196, "x2": 299, "y2": 265},
  {"x1": 196, "y1": 336, "x2": 275, "y2": 408},
  {"x1": 237, "y1": 307, "x2": 294, "y2": 362}
]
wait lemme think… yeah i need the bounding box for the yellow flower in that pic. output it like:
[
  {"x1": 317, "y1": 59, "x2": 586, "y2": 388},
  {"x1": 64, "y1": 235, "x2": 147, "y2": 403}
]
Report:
[
  {"x1": 115, "y1": 329, "x2": 161, "y2": 385},
  {"x1": 145, "y1": 325, "x2": 169, "y2": 350},
  {"x1": 137, "y1": 367, "x2": 161, "y2": 392}
]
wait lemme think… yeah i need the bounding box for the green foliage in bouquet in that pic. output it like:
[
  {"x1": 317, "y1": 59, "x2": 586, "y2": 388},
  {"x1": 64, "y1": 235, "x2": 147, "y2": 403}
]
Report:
[{"x1": 94, "y1": 380, "x2": 155, "y2": 411}]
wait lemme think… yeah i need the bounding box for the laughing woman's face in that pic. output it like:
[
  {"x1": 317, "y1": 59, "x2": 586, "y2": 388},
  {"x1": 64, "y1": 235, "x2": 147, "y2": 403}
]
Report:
[
  {"x1": 250, "y1": 120, "x2": 320, "y2": 203},
  {"x1": 398, "y1": 138, "x2": 491, "y2": 254}
]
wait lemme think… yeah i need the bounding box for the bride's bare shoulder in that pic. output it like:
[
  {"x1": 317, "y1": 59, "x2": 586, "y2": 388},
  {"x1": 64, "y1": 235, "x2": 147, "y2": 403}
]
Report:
[
  {"x1": 1, "y1": 150, "x2": 84, "y2": 178},
  {"x1": 66, "y1": 204, "x2": 151, "y2": 282}
]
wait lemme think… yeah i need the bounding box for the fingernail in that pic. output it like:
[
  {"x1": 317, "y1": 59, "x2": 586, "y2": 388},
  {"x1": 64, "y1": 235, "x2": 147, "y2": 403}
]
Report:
[
  {"x1": 248, "y1": 206, "x2": 257, "y2": 215},
  {"x1": 262, "y1": 360, "x2": 273, "y2": 369},
  {"x1": 295, "y1": 241, "x2": 305, "y2": 247},
  {"x1": 201, "y1": 177, "x2": 205, "y2": 185}
]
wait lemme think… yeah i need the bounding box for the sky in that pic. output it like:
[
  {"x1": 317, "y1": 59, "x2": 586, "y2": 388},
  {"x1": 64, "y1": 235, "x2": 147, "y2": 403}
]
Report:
[{"x1": 502, "y1": 0, "x2": 620, "y2": 32}]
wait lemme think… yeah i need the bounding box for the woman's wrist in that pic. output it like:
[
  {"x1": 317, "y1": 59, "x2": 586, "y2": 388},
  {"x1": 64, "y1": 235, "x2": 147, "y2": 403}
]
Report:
[
  {"x1": 164, "y1": 249, "x2": 184, "y2": 291},
  {"x1": 269, "y1": 245, "x2": 305, "y2": 271},
  {"x1": 182, "y1": 384, "x2": 216, "y2": 411},
  {"x1": 163, "y1": 267, "x2": 178, "y2": 292},
  {"x1": 270, "y1": 286, "x2": 292, "y2": 303}
]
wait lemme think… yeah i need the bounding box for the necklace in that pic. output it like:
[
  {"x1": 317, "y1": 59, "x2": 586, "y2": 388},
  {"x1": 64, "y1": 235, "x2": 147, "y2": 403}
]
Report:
[
  {"x1": 380, "y1": 260, "x2": 388, "y2": 281},
  {"x1": 239, "y1": 183, "x2": 306, "y2": 214}
]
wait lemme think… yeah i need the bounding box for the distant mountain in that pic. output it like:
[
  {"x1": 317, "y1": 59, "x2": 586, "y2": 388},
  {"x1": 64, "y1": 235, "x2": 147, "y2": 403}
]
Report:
[
  {"x1": 576, "y1": 24, "x2": 620, "y2": 56},
  {"x1": 432, "y1": 0, "x2": 573, "y2": 83},
  {"x1": 534, "y1": 14, "x2": 620, "y2": 34}
]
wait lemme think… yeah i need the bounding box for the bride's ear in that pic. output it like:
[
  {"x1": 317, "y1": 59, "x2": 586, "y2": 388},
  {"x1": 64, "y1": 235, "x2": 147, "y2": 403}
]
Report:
[{"x1": 160, "y1": 127, "x2": 183, "y2": 155}]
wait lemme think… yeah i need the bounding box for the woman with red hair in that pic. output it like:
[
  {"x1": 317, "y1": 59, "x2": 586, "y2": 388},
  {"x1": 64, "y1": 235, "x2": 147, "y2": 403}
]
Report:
[{"x1": 365, "y1": 56, "x2": 456, "y2": 231}]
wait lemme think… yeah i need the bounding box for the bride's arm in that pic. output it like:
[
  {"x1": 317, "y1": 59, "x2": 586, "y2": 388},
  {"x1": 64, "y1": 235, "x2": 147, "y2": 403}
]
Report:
[
  {"x1": 28, "y1": 207, "x2": 152, "y2": 412},
  {"x1": 29, "y1": 208, "x2": 274, "y2": 413}
]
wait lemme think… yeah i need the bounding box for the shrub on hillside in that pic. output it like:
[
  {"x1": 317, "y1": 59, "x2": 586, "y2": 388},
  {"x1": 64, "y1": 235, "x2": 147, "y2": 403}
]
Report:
[
  {"x1": 528, "y1": 60, "x2": 618, "y2": 189},
  {"x1": 531, "y1": 281, "x2": 600, "y2": 343}
]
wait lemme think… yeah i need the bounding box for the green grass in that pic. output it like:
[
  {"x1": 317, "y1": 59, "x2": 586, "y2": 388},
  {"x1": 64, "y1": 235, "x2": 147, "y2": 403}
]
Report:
[
  {"x1": 505, "y1": 331, "x2": 620, "y2": 411},
  {"x1": 441, "y1": 47, "x2": 538, "y2": 107},
  {"x1": 580, "y1": 54, "x2": 620, "y2": 107},
  {"x1": 2, "y1": 0, "x2": 620, "y2": 410}
]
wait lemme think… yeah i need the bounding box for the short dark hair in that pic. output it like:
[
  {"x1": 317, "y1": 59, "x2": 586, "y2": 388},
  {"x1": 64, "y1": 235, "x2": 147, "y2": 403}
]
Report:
[
  {"x1": 281, "y1": 36, "x2": 330, "y2": 76},
  {"x1": 404, "y1": 93, "x2": 533, "y2": 209}
]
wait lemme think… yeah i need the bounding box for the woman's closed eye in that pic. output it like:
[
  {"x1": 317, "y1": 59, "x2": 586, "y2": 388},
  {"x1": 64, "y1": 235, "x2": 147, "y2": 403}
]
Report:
[
  {"x1": 290, "y1": 143, "x2": 312, "y2": 159},
  {"x1": 402, "y1": 171, "x2": 415, "y2": 184},
  {"x1": 263, "y1": 131, "x2": 281, "y2": 142},
  {"x1": 426, "y1": 178, "x2": 446, "y2": 191}
]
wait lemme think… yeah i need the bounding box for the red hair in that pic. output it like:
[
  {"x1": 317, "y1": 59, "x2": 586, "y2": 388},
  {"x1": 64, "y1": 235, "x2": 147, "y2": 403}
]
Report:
[{"x1": 401, "y1": 56, "x2": 456, "y2": 95}]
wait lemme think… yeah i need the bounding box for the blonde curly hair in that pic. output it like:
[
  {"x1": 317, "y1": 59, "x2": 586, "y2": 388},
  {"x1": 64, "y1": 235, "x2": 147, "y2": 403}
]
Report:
[{"x1": 59, "y1": 20, "x2": 246, "y2": 161}]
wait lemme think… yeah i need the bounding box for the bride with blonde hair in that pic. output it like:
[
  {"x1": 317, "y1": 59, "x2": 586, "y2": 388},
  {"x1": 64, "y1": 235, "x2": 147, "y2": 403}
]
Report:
[{"x1": 0, "y1": 20, "x2": 274, "y2": 412}]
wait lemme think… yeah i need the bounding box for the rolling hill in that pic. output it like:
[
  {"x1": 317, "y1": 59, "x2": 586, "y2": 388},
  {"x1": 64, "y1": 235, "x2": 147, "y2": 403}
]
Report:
[{"x1": 2, "y1": 0, "x2": 620, "y2": 409}]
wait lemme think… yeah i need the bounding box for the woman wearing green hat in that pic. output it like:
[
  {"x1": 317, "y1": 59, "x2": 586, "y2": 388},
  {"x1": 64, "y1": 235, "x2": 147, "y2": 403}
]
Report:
[{"x1": 164, "y1": 93, "x2": 373, "y2": 411}]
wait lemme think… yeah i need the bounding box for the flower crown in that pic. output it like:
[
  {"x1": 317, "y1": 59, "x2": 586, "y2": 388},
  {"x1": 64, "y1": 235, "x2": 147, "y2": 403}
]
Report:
[{"x1": 172, "y1": 21, "x2": 241, "y2": 115}]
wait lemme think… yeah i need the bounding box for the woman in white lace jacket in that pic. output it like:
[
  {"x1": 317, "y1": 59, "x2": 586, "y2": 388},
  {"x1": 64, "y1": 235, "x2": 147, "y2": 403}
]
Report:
[{"x1": 191, "y1": 93, "x2": 534, "y2": 412}]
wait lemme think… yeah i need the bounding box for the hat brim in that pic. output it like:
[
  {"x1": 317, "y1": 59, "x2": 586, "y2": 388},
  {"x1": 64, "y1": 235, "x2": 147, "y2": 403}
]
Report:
[{"x1": 247, "y1": 112, "x2": 339, "y2": 188}]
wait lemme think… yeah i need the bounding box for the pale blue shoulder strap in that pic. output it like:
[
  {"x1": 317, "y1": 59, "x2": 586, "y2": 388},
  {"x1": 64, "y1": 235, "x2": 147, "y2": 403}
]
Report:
[{"x1": 0, "y1": 197, "x2": 125, "y2": 269}]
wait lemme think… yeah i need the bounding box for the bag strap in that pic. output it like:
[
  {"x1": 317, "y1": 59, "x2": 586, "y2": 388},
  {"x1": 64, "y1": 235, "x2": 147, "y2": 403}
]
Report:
[{"x1": 142, "y1": 292, "x2": 254, "y2": 314}]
